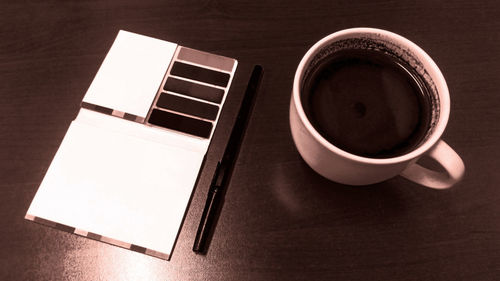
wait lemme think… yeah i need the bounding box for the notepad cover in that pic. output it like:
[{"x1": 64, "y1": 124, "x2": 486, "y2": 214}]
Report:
[{"x1": 25, "y1": 30, "x2": 237, "y2": 260}]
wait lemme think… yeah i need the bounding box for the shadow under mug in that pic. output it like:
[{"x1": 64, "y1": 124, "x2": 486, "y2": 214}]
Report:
[{"x1": 289, "y1": 27, "x2": 465, "y2": 189}]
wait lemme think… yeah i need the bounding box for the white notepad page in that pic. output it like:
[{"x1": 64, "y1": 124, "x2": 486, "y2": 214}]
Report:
[{"x1": 27, "y1": 110, "x2": 206, "y2": 256}]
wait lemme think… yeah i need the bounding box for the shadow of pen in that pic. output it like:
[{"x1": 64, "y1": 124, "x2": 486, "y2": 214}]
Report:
[{"x1": 193, "y1": 65, "x2": 264, "y2": 254}]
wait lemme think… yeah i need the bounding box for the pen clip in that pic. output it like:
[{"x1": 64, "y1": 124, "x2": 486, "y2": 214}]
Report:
[
  {"x1": 210, "y1": 161, "x2": 222, "y2": 188},
  {"x1": 193, "y1": 160, "x2": 222, "y2": 253}
]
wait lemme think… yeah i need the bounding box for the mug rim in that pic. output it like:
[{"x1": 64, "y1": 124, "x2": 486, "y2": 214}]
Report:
[{"x1": 292, "y1": 27, "x2": 450, "y2": 164}]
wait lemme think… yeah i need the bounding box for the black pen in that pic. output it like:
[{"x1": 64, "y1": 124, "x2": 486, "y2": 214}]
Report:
[{"x1": 193, "y1": 65, "x2": 263, "y2": 253}]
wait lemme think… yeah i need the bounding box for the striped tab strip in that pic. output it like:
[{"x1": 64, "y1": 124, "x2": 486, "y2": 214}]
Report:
[
  {"x1": 25, "y1": 214, "x2": 170, "y2": 260},
  {"x1": 81, "y1": 102, "x2": 145, "y2": 123}
]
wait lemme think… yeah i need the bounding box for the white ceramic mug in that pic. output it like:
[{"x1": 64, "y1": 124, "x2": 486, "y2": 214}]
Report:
[{"x1": 289, "y1": 27, "x2": 465, "y2": 189}]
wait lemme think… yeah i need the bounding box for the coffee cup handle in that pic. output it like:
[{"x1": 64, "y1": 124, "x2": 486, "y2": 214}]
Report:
[{"x1": 400, "y1": 140, "x2": 465, "y2": 189}]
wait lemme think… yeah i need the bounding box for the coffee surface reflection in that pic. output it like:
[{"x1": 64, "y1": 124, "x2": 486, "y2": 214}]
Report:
[{"x1": 302, "y1": 48, "x2": 432, "y2": 158}]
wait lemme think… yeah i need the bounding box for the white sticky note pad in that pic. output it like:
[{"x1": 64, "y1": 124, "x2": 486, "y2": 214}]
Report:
[
  {"x1": 83, "y1": 30, "x2": 177, "y2": 118},
  {"x1": 27, "y1": 112, "x2": 204, "y2": 255},
  {"x1": 26, "y1": 30, "x2": 238, "y2": 259}
]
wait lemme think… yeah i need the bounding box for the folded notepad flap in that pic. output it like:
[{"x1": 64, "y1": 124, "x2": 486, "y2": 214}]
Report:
[
  {"x1": 83, "y1": 30, "x2": 177, "y2": 119},
  {"x1": 75, "y1": 109, "x2": 209, "y2": 153}
]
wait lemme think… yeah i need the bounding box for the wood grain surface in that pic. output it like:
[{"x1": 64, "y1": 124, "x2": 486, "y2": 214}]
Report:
[{"x1": 1, "y1": 0, "x2": 499, "y2": 280}]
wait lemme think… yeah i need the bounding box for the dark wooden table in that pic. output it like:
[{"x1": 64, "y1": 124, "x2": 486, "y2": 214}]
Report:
[{"x1": 2, "y1": 1, "x2": 499, "y2": 280}]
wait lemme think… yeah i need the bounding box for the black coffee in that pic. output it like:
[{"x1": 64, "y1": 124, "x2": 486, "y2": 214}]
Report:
[{"x1": 302, "y1": 48, "x2": 432, "y2": 158}]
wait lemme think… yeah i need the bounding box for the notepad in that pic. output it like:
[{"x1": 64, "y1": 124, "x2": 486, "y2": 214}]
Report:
[{"x1": 25, "y1": 30, "x2": 237, "y2": 260}]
